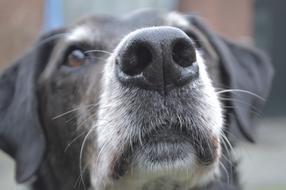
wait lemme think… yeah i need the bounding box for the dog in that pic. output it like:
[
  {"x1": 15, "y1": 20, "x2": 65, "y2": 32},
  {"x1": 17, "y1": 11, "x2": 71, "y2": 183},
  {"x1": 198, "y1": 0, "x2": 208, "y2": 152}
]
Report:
[{"x1": 0, "y1": 9, "x2": 273, "y2": 190}]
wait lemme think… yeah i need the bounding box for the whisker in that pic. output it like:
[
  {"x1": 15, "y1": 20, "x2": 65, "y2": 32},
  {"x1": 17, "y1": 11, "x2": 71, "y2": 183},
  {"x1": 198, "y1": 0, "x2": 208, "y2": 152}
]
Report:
[
  {"x1": 63, "y1": 106, "x2": 111, "y2": 152},
  {"x1": 218, "y1": 97, "x2": 252, "y2": 105},
  {"x1": 84, "y1": 49, "x2": 112, "y2": 55},
  {"x1": 53, "y1": 103, "x2": 100, "y2": 120},
  {"x1": 74, "y1": 161, "x2": 90, "y2": 189},
  {"x1": 79, "y1": 127, "x2": 95, "y2": 190},
  {"x1": 216, "y1": 89, "x2": 265, "y2": 101},
  {"x1": 220, "y1": 134, "x2": 234, "y2": 158},
  {"x1": 64, "y1": 131, "x2": 86, "y2": 152},
  {"x1": 218, "y1": 97, "x2": 262, "y2": 114},
  {"x1": 73, "y1": 174, "x2": 81, "y2": 189},
  {"x1": 219, "y1": 161, "x2": 230, "y2": 184}
]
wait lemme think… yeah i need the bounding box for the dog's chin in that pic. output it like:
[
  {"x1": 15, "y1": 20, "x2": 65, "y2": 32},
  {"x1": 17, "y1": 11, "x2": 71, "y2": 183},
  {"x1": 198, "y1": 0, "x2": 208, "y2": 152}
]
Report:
[
  {"x1": 132, "y1": 143, "x2": 196, "y2": 182},
  {"x1": 111, "y1": 129, "x2": 220, "y2": 190},
  {"x1": 132, "y1": 132, "x2": 195, "y2": 170},
  {"x1": 113, "y1": 141, "x2": 218, "y2": 190}
]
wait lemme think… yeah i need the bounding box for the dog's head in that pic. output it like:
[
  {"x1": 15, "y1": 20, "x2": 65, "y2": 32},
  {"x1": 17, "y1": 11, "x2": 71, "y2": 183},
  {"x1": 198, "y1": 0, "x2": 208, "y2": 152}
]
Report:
[{"x1": 0, "y1": 9, "x2": 273, "y2": 190}]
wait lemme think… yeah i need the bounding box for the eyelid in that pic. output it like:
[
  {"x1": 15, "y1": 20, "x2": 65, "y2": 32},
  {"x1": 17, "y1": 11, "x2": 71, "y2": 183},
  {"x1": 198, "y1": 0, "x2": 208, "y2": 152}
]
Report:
[
  {"x1": 61, "y1": 45, "x2": 87, "y2": 68},
  {"x1": 62, "y1": 42, "x2": 105, "y2": 69},
  {"x1": 64, "y1": 45, "x2": 85, "y2": 58}
]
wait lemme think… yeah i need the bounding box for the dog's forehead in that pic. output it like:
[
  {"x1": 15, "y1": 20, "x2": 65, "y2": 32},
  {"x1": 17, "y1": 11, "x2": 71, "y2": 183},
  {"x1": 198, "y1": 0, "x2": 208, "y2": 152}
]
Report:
[{"x1": 66, "y1": 10, "x2": 189, "y2": 46}]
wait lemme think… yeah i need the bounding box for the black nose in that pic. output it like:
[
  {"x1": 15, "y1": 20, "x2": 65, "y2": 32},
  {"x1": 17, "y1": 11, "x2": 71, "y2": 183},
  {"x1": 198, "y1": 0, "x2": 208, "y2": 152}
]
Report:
[{"x1": 116, "y1": 26, "x2": 198, "y2": 95}]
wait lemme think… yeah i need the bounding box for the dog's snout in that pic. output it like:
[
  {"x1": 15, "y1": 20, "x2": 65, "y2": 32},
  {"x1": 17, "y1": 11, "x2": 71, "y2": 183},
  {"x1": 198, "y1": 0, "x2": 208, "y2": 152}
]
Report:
[{"x1": 116, "y1": 26, "x2": 198, "y2": 94}]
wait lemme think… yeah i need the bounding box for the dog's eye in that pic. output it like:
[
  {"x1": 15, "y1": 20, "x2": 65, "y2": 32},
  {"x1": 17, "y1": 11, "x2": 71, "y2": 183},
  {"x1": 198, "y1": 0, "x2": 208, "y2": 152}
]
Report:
[{"x1": 66, "y1": 49, "x2": 86, "y2": 67}]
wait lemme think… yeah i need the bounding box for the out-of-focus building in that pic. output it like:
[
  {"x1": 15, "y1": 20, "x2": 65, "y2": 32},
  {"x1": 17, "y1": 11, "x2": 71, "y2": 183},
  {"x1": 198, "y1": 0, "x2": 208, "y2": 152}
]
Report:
[
  {"x1": 0, "y1": 0, "x2": 44, "y2": 70},
  {"x1": 178, "y1": 0, "x2": 253, "y2": 42}
]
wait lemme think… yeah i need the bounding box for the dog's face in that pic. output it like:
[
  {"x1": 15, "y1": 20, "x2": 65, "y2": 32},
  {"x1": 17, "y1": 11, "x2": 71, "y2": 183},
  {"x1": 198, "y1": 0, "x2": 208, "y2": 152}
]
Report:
[
  {"x1": 0, "y1": 9, "x2": 273, "y2": 190},
  {"x1": 38, "y1": 10, "x2": 223, "y2": 190}
]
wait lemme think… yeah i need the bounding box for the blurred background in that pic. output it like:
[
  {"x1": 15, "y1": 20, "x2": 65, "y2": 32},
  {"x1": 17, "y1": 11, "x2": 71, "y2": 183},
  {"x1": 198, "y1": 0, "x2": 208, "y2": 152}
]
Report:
[{"x1": 0, "y1": 0, "x2": 285, "y2": 190}]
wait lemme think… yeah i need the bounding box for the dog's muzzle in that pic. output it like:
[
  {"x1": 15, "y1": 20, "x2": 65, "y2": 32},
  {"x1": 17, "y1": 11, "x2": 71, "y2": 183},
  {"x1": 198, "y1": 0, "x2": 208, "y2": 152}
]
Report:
[
  {"x1": 115, "y1": 26, "x2": 198, "y2": 95},
  {"x1": 93, "y1": 25, "x2": 223, "y2": 190}
]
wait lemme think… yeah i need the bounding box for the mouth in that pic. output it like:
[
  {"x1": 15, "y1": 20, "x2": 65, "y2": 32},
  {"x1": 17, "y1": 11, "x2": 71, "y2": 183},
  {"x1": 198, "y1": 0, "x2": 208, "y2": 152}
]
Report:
[
  {"x1": 134, "y1": 124, "x2": 194, "y2": 163},
  {"x1": 110, "y1": 121, "x2": 219, "y2": 175}
]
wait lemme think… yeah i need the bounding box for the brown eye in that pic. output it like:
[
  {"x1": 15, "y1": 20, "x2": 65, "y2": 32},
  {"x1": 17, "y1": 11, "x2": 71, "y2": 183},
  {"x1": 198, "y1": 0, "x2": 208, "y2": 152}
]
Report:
[{"x1": 66, "y1": 49, "x2": 86, "y2": 67}]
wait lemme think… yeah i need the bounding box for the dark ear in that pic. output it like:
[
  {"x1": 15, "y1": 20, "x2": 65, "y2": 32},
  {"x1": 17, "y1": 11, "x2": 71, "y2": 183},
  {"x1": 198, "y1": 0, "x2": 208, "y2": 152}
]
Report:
[
  {"x1": 219, "y1": 39, "x2": 274, "y2": 142},
  {"x1": 186, "y1": 15, "x2": 274, "y2": 142},
  {"x1": 0, "y1": 28, "x2": 65, "y2": 183}
]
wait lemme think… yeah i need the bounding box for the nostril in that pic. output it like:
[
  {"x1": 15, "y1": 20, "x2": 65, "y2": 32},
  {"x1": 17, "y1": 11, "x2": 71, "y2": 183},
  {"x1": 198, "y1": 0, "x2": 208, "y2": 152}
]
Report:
[
  {"x1": 172, "y1": 38, "x2": 196, "y2": 68},
  {"x1": 119, "y1": 42, "x2": 153, "y2": 76}
]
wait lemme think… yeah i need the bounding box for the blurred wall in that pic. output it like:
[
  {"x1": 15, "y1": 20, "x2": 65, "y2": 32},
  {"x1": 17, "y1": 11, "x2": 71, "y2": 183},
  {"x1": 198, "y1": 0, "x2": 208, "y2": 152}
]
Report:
[
  {"x1": 178, "y1": 0, "x2": 252, "y2": 42},
  {"x1": 255, "y1": 0, "x2": 286, "y2": 116},
  {"x1": 63, "y1": 0, "x2": 176, "y2": 25},
  {"x1": 0, "y1": 0, "x2": 44, "y2": 70}
]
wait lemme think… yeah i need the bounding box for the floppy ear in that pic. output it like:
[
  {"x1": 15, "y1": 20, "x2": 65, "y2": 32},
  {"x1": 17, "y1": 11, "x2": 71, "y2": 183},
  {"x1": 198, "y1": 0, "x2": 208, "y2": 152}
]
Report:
[
  {"x1": 186, "y1": 15, "x2": 274, "y2": 142},
  {"x1": 220, "y1": 39, "x2": 274, "y2": 142},
  {"x1": 0, "y1": 28, "x2": 64, "y2": 183}
]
